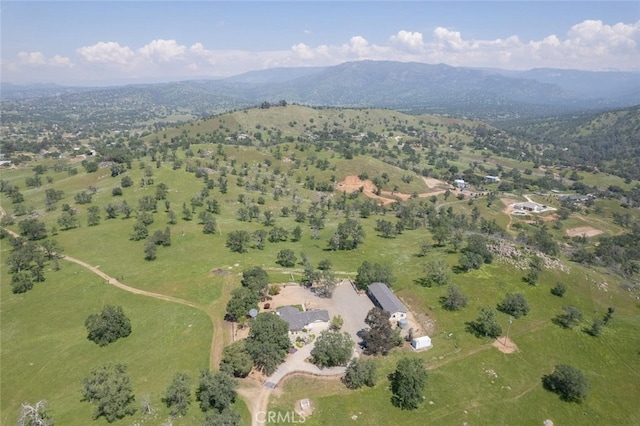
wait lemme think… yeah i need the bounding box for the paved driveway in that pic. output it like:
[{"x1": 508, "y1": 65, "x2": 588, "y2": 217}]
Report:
[
  {"x1": 326, "y1": 282, "x2": 374, "y2": 345},
  {"x1": 264, "y1": 343, "x2": 349, "y2": 388}
]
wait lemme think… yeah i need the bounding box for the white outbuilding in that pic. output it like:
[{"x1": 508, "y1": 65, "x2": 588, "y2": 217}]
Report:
[{"x1": 411, "y1": 336, "x2": 432, "y2": 351}]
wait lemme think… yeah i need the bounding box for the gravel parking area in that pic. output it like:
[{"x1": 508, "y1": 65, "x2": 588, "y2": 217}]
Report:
[{"x1": 269, "y1": 281, "x2": 374, "y2": 344}]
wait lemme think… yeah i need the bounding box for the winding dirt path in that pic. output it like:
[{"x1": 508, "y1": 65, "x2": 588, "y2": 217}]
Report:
[
  {"x1": 62, "y1": 255, "x2": 203, "y2": 309},
  {"x1": 0, "y1": 203, "x2": 252, "y2": 416}
]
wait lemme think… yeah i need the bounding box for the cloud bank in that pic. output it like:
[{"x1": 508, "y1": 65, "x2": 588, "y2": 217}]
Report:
[{"x1": 3, "y1": 19, "x2": 639, "y2": 84}]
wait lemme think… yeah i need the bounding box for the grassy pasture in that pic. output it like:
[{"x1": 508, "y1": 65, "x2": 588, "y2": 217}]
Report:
[
  {"x1": 2, "y1": 106, "x2": 639, "y2": 425},
  {"x1": 0, "y1": 251, "x2": 220, "y2": 425},
  {"x1": 270, "y1": 261, "x2": 640, "y2": 425}
]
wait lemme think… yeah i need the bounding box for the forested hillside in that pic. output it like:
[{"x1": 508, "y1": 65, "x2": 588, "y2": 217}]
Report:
[{"x1": 501, "y1": 105, "x2": 640, "y2": 180}]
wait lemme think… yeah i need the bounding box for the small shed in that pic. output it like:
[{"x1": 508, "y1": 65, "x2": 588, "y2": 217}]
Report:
[{"x1": 411, "y1": 336, "x2": 432, "y2": 351}]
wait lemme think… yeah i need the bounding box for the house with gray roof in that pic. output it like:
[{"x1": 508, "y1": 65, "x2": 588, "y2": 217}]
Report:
[
  {"x1": 514, "y1": 201, "x2": 544, "y2": 212},
  {"x1": 276, "y1": 306, "x2": 330, "y2": 332},
  {"x1": 367, "y1": 282, "x2": 407, "y2": 321}
]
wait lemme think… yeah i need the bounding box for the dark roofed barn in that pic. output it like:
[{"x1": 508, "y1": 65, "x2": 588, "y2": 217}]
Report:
[{"x1": 367, "y1": 282, "x2": 407, "y2": 321}]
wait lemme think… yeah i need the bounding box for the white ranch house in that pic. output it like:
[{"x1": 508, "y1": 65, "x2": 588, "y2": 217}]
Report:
[{"x1": 514, "y1": 201, "x2": 544, "y2": 213}]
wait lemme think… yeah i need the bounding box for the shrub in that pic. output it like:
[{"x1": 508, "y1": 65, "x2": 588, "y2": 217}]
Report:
[
  {"x1": 542, "y1": 364, "x2": 590, "y2": 402},
  {"x1": 551, "y1": 282, "x2": 567, "y2": 297}
]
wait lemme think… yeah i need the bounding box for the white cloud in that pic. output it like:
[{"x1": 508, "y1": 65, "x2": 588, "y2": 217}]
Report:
[
  {"x1": 77, "y1": 42, "x2": 134, "y2": 65},
  {"x1": 138, "y1": 39, "x2": 186, "y2": 62},
  {"x1": 3, "y1": 19, "x2": 639, "y2": 84},
  {"x1": 50, "y1": 55, "x2": 73, "y2": 68},
  {"x1": 389, "y1": 31, "x2": 425, "y2": 52},
  {"x1": 432, "y1": 27, "x2": 466, "y2": 51},
  {"x1": 18, "y1": 51, "x2": 46, "y2": 66},
  {"x1": 16, "y1": 52, "x2": 73, "y2": 69},
  {"x1": 291, "y1": 43, "x2": 315, "y2": 59}
]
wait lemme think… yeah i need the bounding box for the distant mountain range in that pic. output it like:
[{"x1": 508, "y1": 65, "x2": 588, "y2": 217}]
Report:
[{"x1": 2, "y1": 61, "x2": 639, "y2": 122}]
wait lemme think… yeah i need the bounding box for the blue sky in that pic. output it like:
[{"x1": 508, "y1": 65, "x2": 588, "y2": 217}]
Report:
[{"x1": 2, "y1": 1, "x2": 639, "y2": 85}]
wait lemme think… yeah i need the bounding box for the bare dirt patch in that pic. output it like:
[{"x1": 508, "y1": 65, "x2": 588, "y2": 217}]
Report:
[
  {"x1": 335, "y1": 175, "x2": 397, "y2": 205},
  {"x1": 295, "y1": 398, "x2": 315, "y2": 418},
  {"x1": 422, "y1": 176, "x2": 452, "y2": 190},
  {"x1": 566, "y1": 226, "x2": 603, "y2": 238},
  {"x1": 335, "y1": 175, "x2": 455, "y2": 206},
  {"x1": 493, "y1": 337, "x2": 519, "y2": 354}
]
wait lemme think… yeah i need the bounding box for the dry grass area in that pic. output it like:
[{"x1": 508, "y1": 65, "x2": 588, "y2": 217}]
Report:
[{"x1": 566, "y1": 226, "x2": 603, "y2": 238}]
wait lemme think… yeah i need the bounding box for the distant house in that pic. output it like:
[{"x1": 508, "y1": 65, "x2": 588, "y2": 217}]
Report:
[
  {"x1": 514, "y1": 201, "x2": 543, "y2": 212},
  {"x1": 411, "y1": 336, "x2": 432, "y2": 351},
  {"x1": 484, "y1": 175, "x2": 501, "y2": 183},
  {"x1": 453, "y1": 179, "x2": 468, "y2": 189},
  {"x1": 560, "y1": 194, "x2": 593, "y2": 203},
  {"x1": 367, "y1": 282, "x2": 407, "y2": 321},
  {"x1": 276, "y1": 306, "x2": 329, "y2": 333}
]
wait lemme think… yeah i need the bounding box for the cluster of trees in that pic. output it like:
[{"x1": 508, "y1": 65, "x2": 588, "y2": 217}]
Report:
[
  {"x1": 196, "y1": 370, "x2": 240, "y2": 425},
  {"x1": 571, "y1": 222, "x2": 639, "y2": 278},
  {"x1": 225, "y1": 291, "x2": 292, "y2": 376},
  {"x1": 343, "y1": 354, "x2": 427, "y2": 411},
  {"x1": 354, "y1": 261, "x2": 395, "y2": 290},
  {"x1": 362, "y1": 307, "x2": 402, "y2": 355},
  {"x1": 225, "y1": 267, "x2": 269, "y2": 323},
  {"x1": 143, "y1": 227, "x2": 171, "y2": 260},
  {"x1": 220, "y1": 341, "x2": 254, "y2": 378},
  {"x1": 80, "y1": 362, "x2": 242, "y2": 424},
  {"x1": 310, "y1": 330, "x2": 354, "y2": 368},
  {"x1": 244, "y1": 313, "x2": 291, "y2": 375},
  {"x1": 4, "y1": 233, "x2": 60, "y2": 294},
  {"x1": 301, "y1": 255, "x2": 338, "y2": 298},
  {"x1": 343, "y1": 358, "x2": 377, "y2": 389},
  {"x1": 457, "y1": 234, "x2": 493, "y2": 272}
]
